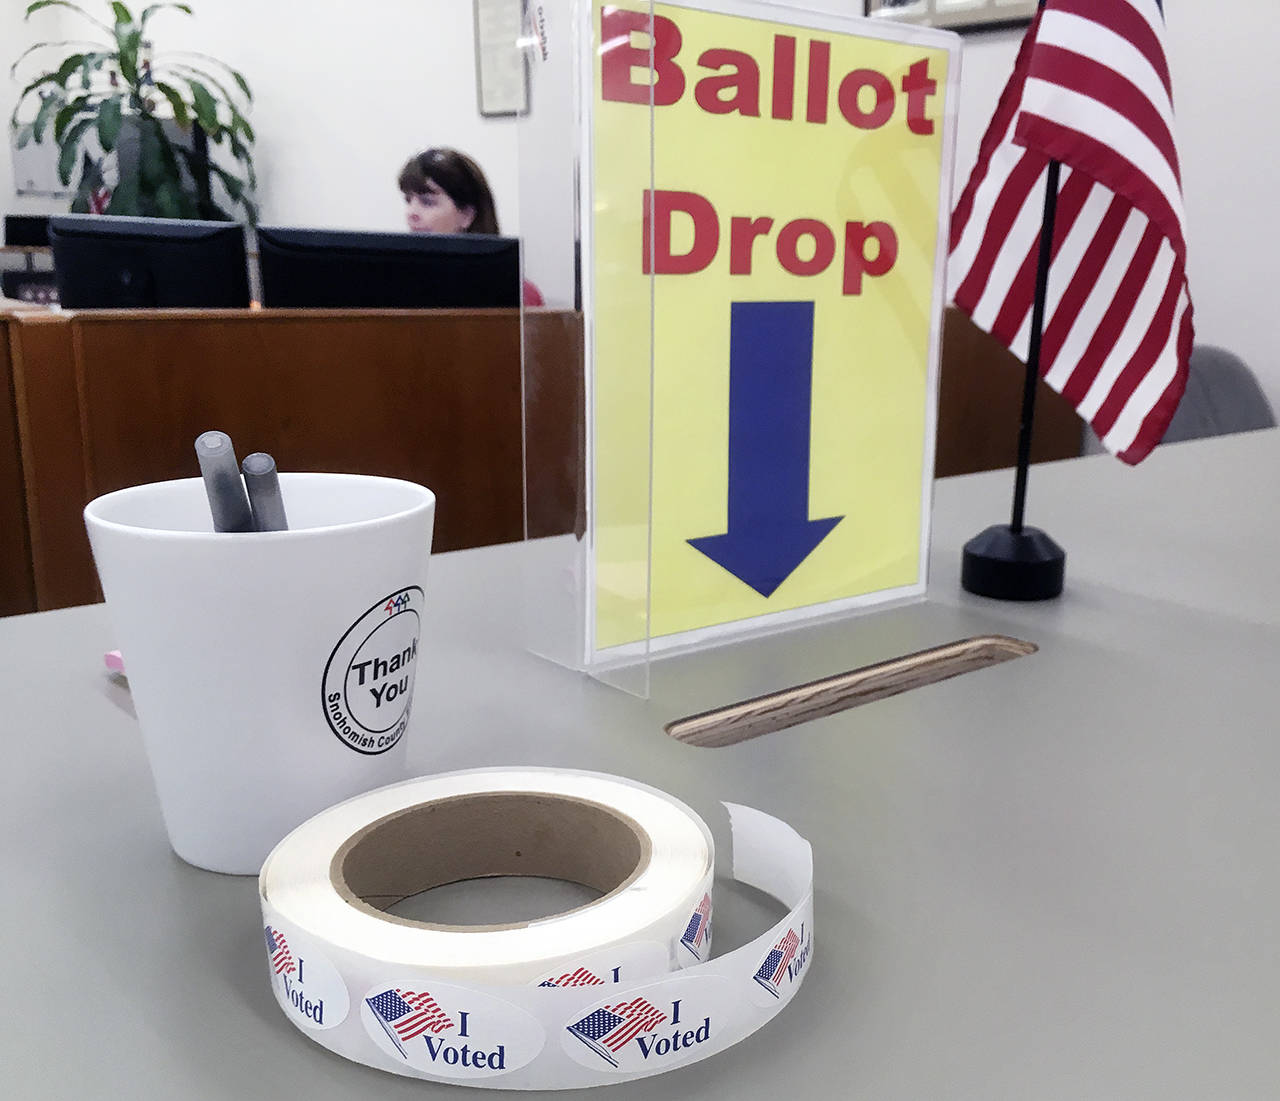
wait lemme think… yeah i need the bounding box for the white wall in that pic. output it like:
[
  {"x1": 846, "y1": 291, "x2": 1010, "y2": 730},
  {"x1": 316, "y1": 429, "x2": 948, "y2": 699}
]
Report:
[
  {"x1": 516, "y1": 0, "x2": 579, "y2": 308},
  {"x1": 1, "y1": 2, "x2": 72, "y2": 220},
  {"x1": 1164, "y1": 3, "x2": 1280, "y2": 417},
  {"x1": 4, "y1": 2, "x2": 1280, "y2": 411}
]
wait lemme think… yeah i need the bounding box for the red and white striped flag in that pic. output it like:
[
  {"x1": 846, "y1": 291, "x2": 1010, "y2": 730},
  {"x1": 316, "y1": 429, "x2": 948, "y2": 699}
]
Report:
[{"x1": 948, "y1": 0, "x2": 1192, "y2": 464}]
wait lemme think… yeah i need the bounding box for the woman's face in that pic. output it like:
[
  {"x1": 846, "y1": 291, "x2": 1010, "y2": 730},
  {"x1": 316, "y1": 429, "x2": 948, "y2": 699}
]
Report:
[{"x1": 403, "y1": 179, "x2": 474, "y2": 234}]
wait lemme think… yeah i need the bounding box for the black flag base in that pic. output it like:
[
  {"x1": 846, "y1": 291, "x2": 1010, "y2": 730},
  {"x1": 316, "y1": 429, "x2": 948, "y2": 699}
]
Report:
[{"x1": 961, "y1": 524, "x2": 1066, "y2": 601}]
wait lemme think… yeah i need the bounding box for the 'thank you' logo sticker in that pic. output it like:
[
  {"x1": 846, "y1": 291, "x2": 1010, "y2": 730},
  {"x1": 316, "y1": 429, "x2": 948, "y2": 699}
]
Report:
[{"x1": 323, "y1": 587, "x2": 423, "y2": 754}]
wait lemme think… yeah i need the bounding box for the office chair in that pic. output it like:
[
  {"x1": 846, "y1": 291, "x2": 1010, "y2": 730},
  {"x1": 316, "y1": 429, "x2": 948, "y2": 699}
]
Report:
[{"x1": 1083, "y1": 343, "x2": 1276, "y2": 453}]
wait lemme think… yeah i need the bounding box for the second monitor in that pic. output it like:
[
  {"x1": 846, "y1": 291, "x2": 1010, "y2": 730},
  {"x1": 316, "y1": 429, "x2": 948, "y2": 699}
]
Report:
[
  {"x1": 256, "y1": 227, "x2": 521, "y2": 309},
  {"x1": 49, "y1": 215, "x2": 250, "y2": 309}
]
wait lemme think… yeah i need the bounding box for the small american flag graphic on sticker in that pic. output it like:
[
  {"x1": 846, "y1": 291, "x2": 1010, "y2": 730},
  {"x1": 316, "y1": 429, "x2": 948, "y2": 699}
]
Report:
[
  {"x1": 566, "y1": 997, "x2": 667, "y2": 1067},
  {"x1": 366, "y1": 988, "x2": 455, "y2": 1059},
  {"x1": 680, "y1": 893, "x2": 711, "y2": 957},
  {"x1": 539, "y1": 966, "x2": 605, "y2": 988},
  {"x1": 752, "y1": 928, "x2": 800, "y2": 998},
  {"x1": 264, "y1": 925, "x2": 296, "y2": 975}
]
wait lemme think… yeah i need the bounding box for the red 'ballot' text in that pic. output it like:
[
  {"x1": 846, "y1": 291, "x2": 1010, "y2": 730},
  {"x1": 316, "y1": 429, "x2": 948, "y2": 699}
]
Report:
[
  {"x1": 601, "y1": 6, "x2": 938, "y2": 133},
  {"x1": 601, "y1": 7, "x2": 939, "y2": 294}
]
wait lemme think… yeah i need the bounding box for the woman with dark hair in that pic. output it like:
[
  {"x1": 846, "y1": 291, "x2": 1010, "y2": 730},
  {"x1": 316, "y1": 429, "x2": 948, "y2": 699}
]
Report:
[{"x1": 397, "y1": 147, "x2": 543, "y2": 304}]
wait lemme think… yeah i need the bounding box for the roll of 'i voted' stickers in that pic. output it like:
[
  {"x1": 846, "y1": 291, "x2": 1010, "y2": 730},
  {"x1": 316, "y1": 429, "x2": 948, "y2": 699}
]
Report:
[{"x1": 259, "y1": 767, "x2": 814, "y2": 1090}]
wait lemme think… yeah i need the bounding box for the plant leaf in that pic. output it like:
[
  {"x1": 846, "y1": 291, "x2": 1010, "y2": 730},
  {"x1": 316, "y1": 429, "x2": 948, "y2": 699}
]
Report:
[
  {"x1": 31, "y1": 92, "x2": 62, "y2": 142},
  {"x1": 79, "y1": 149, "x2": 106, "y2": 188},
  {"x1": 15, "y1": 124, "x2": 34, "y2": 150},
  {"x1": 53, "y1": 52, "x2": 88, "y2": 87},
  {"x1": 153, "y1": 178, "x2": 182, "y2": 218},
  {"x1": 226, "y1": 132, "x2": 257, "y2": 188},
  {"x1": 140, "y1": 3, "x2": 192, "y2": 31},
  {"x1": 174, "y1": 145, "x2": 251, "y2": 221},
  {"x1": 11, "y1": 77, "x2": 56, "y2": 127},
  {"x1": 152, "y1": 80, "x2": 190, "y2": 127},
  {"x1": 116, "y1": 27, "x2": 142, "y2": 85},
  {"x1": 147, "y1": 121, "x2": 189, "y2": 216},
  {"x1": 25, "y1": 2, "x2": 114, "y2": 35},
  {"x1": 231, "y1": 107, "x2": 254, "y2": 144},
  {"x1": 56, "y1": 115, "x2": 95, "y2": 184},
  {"x1": 186, "y1": 78, "x2": 219, "y2": 136},
  {"x1": 53, "y1": 96, "x2": 90, "y2": 141},
  {"x1": 153, "y1": 50, "x2": 251, "y2": 103},
  {"x1": 208, "y1": 163, "x2": 245, "y2": 202},
  {"x1": 71, "y1": 150, "x2": 106, "y2": 211},
  {"x1": 137, "y1": 117, "x2": 168, "y2": 187},
  {"x1": 96, "y1": 95, "x2": 123, "y2": 151},
  {"x1": 10, "y1": 39, "x2": 104, "y2": 79},
  {"x1": 110, "y1": 3, "x2": 132, "y2": 25},
  {"x1": 156, "y1": 62, "x2": 239, "y2": 111},
  {"x1": 107, "y1": 165, "x2": 139, "y2": 215}
]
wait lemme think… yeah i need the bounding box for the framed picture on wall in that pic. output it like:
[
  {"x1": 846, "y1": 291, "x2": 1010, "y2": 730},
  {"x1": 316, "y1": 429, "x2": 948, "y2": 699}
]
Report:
[
  {"x1": 865, "y1": 0, "x2": 1037, "y2": 33},
  {"x1": 474, "y1": 0, "x2": 529, "y2": 116}
]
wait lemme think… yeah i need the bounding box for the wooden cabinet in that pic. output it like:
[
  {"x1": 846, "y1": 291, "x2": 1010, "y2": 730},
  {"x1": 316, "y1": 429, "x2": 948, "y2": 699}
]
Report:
[{"x1": 5, "y1": 307, "x2": 583, "y2": 611}]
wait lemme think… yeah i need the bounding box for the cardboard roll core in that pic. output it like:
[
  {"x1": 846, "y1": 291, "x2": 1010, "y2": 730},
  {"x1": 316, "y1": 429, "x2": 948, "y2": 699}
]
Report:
[{"x1": 331, "y1": 792, "x2": 651, "y2": 931}]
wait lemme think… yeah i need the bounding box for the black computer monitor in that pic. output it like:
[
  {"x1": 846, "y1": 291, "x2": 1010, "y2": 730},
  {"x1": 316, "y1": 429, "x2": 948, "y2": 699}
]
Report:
[
  {"x1": 256, "y1": 226, "x2": 521, "y2": 309},
  {"x1": 4, "y1": 214, "x2": 50, "y2": 247},
  {"x1": 48, "y1": 214, "x2": 250, "y2": 308}
]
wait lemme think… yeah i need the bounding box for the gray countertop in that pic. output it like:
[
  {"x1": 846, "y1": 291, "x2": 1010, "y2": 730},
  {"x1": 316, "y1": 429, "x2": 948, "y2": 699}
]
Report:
[{"x1": 4, "y1": 428, "x2": 1277, "y2": 1098}]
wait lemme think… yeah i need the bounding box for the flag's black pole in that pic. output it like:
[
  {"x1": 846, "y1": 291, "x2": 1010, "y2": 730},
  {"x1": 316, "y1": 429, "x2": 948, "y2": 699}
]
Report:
[
  {"x1": 959, "y1": 157, "x2": 1067, "y2": 600},
  {"x1": 1010, "y1": 157, "x2": 1060, "y2": 534}
]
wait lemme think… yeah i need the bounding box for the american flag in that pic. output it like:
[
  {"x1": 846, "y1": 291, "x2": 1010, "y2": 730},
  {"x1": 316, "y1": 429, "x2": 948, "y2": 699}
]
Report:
[
  {"x1": 539, "y1": 966, "x2": 605, "y2": 988},
  {"x1": 680, "y1": 893, "x2": 712, "y2": 954},
  {"x1": 366, "y1": 988, "x2": 454, "y2": 1058},
  {"x1": 264, "y1": 925, "x2": 295, "y2": 976},
  {"x1": 566, "y1": 997, "x2": 667, "y2": 1067},
  {"x1": 753, "y1": 929, "x2": 800, "y2": 996},
  {"x1": 948, "y1": 0, "x2": 1191, "y2": 464}
]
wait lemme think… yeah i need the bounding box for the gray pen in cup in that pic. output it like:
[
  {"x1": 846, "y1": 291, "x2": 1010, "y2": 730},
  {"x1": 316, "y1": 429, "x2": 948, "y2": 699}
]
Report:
[
  {"x1": 242, "y1": 452, "x2": 289, "y2": 532},
  {"x1": 194, "y1": 430, "x2": 254, "y2": 533}
]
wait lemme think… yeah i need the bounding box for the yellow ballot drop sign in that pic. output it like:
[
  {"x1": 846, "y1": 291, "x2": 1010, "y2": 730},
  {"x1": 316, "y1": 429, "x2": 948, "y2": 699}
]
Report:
[{"x1": 587, "y1": 0, "x2": 958, "y2": 654}]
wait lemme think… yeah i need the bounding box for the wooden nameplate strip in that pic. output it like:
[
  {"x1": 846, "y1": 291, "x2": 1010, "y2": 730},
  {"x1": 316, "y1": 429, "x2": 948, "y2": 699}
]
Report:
[{"x1": 665, "y1": 635, "x2": 1037, "y2": 748}]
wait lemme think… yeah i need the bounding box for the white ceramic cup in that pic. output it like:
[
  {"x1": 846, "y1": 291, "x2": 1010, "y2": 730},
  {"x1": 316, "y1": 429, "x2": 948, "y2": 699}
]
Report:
[{"x1": 84, "y1": 473, "x2": 436, "y2": 875}]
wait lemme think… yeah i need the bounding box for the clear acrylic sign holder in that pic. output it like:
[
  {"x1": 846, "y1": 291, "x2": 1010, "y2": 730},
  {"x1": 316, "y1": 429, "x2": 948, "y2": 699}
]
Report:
[{"x1": 517, "y1": 0, "x2": 961, "y2": 698}]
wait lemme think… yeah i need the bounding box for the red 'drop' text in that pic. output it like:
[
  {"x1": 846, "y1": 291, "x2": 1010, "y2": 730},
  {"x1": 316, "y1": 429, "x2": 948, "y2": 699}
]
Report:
[{"x1": 643, "y1": 189, "x2": 898, "y2": 295}]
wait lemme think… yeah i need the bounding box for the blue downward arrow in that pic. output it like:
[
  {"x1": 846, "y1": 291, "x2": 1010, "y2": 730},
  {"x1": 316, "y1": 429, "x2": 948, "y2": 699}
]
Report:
[{"x1": 688, "y1": 301, "x2": 843, "y2": 598}]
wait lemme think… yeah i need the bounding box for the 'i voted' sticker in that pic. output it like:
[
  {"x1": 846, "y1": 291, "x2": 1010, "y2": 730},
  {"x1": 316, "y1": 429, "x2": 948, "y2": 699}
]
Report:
[
  {"x1": 560, "y1": 973, "x2": 733, "y2": 1074},
  {"x1": 746, "y1": 921, "x2": 812, "y2": 1008},
  {"x1": 264, "y1": 923, "x2": 349, "y2": 1030},
  {"x1": 361, "y1": 979, "x2": 545, "y2": 1078}
]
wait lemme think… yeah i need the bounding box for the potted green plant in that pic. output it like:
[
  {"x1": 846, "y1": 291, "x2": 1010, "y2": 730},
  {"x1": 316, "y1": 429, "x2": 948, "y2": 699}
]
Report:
[{"x1": 10, "y1": 1, "x2": 256, "y2": 220}]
